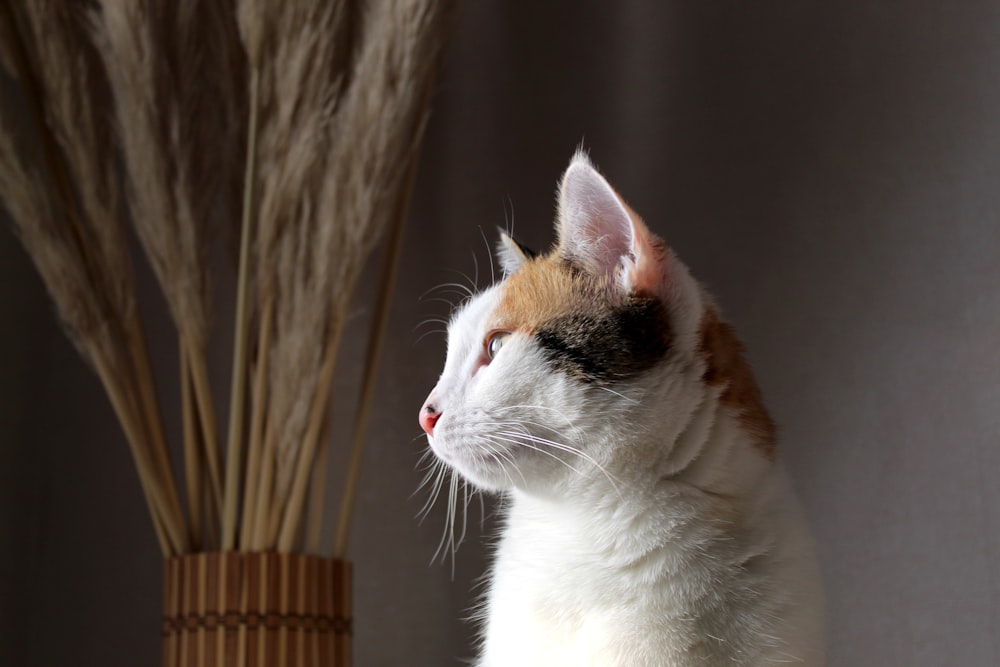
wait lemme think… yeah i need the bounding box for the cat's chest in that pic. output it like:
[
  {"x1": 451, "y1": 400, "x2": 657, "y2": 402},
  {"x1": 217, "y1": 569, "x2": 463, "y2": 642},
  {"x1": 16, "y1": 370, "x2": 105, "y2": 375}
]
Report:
[
  {"x1": 485, "y1": 532, "x2": 623, "y2": 667},
  {"x1": 482, "y1": 499, "x2": 711, "y2": 666}
]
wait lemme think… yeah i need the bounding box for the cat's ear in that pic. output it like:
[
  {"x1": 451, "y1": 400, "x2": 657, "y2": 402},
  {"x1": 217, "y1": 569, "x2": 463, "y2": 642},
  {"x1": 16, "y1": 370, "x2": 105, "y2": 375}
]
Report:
[
  {"x1": 496, "y1": 229, "x2": 536, "y2": 275},
  {"x1": 556, "y1": 152, "x2": 662, "y2": 294}
]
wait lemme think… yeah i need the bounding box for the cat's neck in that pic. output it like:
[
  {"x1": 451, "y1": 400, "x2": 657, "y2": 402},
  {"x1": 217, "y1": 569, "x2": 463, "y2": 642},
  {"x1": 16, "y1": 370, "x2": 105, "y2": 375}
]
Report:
[{"x1": 503, "y1": 382, "x2": 776, "y2": 566}]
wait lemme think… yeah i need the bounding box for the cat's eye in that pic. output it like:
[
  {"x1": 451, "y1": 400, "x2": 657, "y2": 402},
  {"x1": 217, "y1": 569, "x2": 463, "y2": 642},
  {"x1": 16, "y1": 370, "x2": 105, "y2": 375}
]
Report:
[{"x1": 486, "y1": 331, "x2": 511, "y2": 361}]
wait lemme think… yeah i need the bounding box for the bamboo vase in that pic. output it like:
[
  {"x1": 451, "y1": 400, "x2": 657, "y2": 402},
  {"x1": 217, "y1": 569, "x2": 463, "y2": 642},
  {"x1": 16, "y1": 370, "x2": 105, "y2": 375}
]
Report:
[{"x1": 163, "y1": 552, "x2": 352, "y2": 667}]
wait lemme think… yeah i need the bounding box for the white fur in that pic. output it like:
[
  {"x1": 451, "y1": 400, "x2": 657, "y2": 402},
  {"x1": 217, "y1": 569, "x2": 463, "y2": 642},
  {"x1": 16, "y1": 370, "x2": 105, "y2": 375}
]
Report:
[
  {"x1": 420, "y1": 155, "x2": 825, "y2": 666},
  {"x1": 497, "y1": 232, "x2": 532, "y2": 275}
]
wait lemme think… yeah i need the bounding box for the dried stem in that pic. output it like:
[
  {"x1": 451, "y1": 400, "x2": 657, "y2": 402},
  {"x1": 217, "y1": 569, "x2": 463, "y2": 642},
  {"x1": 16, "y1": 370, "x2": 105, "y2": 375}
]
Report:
[
  {"x1": 92, "y1": 352, "x2": 184, "y2": 554},
  {"x1": 277, "y1": 321, "x2": 349, "y2": 552},
  {"x1": 305, "y1": 413, "x2": 332, "y2": 554},
  {"x1": 181, "y1": 341, "x2": 203, "y2": 549},
  {"x1": 250, "y1": 421, "x2": 277, "y2": 550},
  {"x1": 239, "y1": 297, "x2": 273, "y2": 550},
  {"x1": 187, "y1": 342, "x2": 224, "y2": 521},
  {"x1": 125, "y1": 313, "x2": 185, "y2": 543},
  {"x1": 204, "y1": 469, "x2": 220, "y2": 548},
  {"x1": 222, "y1": 65, "x2": 261, "y2": 551}
]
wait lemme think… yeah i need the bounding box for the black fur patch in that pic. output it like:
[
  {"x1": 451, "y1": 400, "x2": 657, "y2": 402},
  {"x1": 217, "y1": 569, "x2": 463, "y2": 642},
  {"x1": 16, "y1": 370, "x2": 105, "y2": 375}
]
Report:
[{"x1": 534, "y1": 296, "x2": 671, "y2": 384}]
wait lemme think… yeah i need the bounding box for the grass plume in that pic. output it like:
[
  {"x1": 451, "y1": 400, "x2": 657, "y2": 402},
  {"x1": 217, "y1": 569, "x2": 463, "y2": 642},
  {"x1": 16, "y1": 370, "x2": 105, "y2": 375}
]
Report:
[{"x1": 2, "y1": 0, "x2": 458, "y2": 562}]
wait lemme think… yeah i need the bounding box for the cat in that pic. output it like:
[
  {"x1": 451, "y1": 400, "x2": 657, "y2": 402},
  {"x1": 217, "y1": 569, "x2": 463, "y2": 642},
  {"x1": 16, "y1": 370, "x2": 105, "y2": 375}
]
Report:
[{"x1": 419, "y1": 152, "x2": 825, "y2": 666}]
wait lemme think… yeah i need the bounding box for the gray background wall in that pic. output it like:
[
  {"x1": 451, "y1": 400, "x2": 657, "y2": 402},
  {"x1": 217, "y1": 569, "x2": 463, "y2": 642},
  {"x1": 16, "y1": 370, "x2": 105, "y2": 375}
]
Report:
[{"x1": 2, "y1": 1, "x2": 998, "y2": 665}]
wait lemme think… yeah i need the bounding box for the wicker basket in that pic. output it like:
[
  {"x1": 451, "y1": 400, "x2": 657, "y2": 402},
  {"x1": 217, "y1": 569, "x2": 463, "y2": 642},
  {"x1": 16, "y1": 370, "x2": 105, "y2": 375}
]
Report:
[{"x1": 163, "y1": 552, "x2": 352, "y2": 666}]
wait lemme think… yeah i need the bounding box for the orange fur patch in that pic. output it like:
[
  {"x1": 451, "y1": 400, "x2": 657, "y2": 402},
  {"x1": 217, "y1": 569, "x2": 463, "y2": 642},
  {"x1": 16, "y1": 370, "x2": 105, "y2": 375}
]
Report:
[
  {"x1": 698, "y1": 309, "x2": 777, "y2": 459},
  {"x1": 491, "y1": 255, "x2": 608, "y2": 333}
]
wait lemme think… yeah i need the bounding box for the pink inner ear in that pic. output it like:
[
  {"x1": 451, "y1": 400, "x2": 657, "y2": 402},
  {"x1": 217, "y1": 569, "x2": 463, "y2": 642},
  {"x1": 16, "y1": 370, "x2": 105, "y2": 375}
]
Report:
[
  {"x1": 557, "y1": 156, "x2": 662, "y2": 293},
  {"x1": 559, "y1": 153, "x2": 666, "y2": 293},
  {"x1": 558, "y1": 159, "x2": 634, "y2": 276}
]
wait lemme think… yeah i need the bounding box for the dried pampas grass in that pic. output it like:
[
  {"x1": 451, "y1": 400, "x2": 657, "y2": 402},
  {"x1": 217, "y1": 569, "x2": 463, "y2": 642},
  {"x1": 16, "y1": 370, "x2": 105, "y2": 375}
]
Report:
[
  {"x1": 1, "y1": 0, "x2": 458, "y2": 560},
  {"x1": 0, "y1": 0, "x2": 186, "y2": 554},
  {"x1": 94, "y1": 0, "x2": 248, "y2": 548}
]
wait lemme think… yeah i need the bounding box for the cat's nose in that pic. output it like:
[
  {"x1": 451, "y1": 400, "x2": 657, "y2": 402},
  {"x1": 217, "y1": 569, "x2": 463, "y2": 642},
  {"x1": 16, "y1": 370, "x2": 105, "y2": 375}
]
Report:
[{"x1": 419, "y1": 402, "x2": 442, "y2": 436}]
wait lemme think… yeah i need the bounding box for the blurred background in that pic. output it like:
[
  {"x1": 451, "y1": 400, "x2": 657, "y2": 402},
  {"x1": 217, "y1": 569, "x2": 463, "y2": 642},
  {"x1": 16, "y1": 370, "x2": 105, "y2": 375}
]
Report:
[{"x1": 2, "y1": 1, "x2": 998, "y2": 664}]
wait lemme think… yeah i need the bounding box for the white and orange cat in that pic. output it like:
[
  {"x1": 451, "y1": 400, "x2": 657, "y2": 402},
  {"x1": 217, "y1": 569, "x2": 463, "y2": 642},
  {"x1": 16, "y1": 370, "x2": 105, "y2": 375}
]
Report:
[{"x1": 419, "y1": 153, "x2": 824, "y2": 666}]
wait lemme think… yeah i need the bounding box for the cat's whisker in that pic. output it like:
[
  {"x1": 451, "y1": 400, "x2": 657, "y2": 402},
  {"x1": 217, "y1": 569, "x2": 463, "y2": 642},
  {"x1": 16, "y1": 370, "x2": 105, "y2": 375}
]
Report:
[
  {"x1": 438, "y1": 282, "x2": 476, "y2": 296},
  {"x1": 486, "y1": 404, "x2": 585, "y2": 438},
  {"x1": 497, "y1": 415, "x2": 585, "y2": 442},
  {"x1": 414, "y1": 328, "x2": 448, "y2": 345},
  {"x1": 447, "y1": 474, "x2": 462, "y2": 575},
  {"x1": 412, "y1": 447, "x2": 448, "y2": 497},
  {"x1": 487, "y1": 417, "x2": 580, "y2": 449},
  {"x1": 413, "y1": 468, "x2": 440, "y2": 504},
  {"x1": 480, "y1": 437, "x2": 527, "y2": 487},
  {"x1": 458, "y1": 478, "x2": 471, "y2": 550},
  {"x1": 413, "y1": 468, "x2": 437, "y2": 495},
  {"x1": 596, "y1": 385, "x2": 643, "y2": 405},
  {"x1": 419, "y1": 280, "x2": 476, "y2": 301},
  {"x1": 444, "y1": 267, "x2": 479, "y2": 295},
  {"x1": 416, "y1": 461, "x2": 448, "y2": 524},
  {"x1": 418, "y1": 440, "x2": 506, "y2": 568},
  {"x1": 421, "y1": 295, "x2": 464, "y2": 308},
  {"x1": 435, "y1": 289, "x2": 476, "y2": 303},
  {"x1": 473, "y1": 485, "x2": 487, "y2": 530},
  {"x1": 453, "y1": 480, "x2": 464, "y2": 567},
  {"x1": 438, "y1": 481, "x2": 455, "y2": 569},
  {"x1": 477, "y1": 438, "x2": 510, "y2": 466},
  {"x1": 431, "y1": 472, "x2": 457, "y2": 567},
  {"x1": 494, "y1": 429, "x2": 593, "y2": 467},
  {"x1": 413, "y1": 446, "x2": 437, "y2": 471},
  {"x1": 489, "y1": 433, "x2": 588, "y2": 476},
  {"x1": 416, "y1": 471, "x2": 446, "y2": 524},
  {"x1": 412, "y1": 450, "x2": 443, "y2": 489},
  {"x1": 502, "y1": 195, "x2": 516, "y2": 237},
  {"x1": 494, "y1": 429, "x2": 621, "y2": 495},
  {"x1": 477, "y1": 226, "x2": 497, "y2": 285},
  {"x1": 414, "y1": 317, "x2": 450, "y2": 330}
]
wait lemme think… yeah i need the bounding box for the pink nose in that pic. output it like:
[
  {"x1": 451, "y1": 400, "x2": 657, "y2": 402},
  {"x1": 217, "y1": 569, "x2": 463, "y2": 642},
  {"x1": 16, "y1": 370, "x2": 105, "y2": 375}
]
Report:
[{"x1": 419, "y1": 402, "x2": 442, "y2": 436}]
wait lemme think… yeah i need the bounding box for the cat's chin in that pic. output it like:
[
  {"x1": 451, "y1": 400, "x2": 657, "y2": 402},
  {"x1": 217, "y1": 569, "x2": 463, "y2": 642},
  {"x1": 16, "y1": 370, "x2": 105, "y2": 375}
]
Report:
[
  {"x1": 429, "y1": 439, "x2": 512, "y2": 492},
  {"x1": 451, "y1": 467, "x2": 510, "y2": 493}
]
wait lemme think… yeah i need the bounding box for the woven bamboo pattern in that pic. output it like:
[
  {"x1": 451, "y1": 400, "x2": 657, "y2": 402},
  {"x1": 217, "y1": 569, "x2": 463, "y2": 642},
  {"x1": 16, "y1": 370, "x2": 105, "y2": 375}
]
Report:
[{"x1": 163, "y1": 553, "x2": 351, "y2": 667}]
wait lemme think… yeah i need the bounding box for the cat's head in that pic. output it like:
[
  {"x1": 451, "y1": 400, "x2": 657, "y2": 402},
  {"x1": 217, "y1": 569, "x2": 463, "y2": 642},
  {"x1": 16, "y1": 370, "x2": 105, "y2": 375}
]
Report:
[{"x1": 419, "y1": 152, "x2": 770, "y2": 497}]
